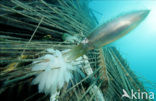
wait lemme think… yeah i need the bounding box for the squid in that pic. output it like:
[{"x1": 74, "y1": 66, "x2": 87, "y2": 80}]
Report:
[{"x1": 65, "y1": 10, "x2": 150, "y2": 60}]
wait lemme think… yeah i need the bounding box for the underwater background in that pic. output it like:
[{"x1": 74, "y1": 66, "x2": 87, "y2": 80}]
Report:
[
  {"x1": 0, "y1": 0, "x2": 155, "y2": 100},
  {"x1": 90, "y1": 0, "x2": 156, "y2": 94}
]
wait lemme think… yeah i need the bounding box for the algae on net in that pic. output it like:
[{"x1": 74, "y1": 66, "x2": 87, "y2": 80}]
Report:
[{"x1": 0, "y1": 0, "x2": 154, "y2": 101}]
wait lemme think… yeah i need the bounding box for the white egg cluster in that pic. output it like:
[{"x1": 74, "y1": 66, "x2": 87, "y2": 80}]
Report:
[{"x1": 32, "y1": 49, "x2": 75, "y2": 95}]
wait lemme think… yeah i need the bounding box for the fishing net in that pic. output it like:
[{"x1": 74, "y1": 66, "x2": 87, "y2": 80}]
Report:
[{"x1": 0, "y1": 0, "x2": 155, "y2": 101}]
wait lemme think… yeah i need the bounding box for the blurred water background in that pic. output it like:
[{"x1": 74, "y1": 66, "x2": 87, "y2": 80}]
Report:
[{"x1": 89, "y1": 0, "x2": 156, "y2": 94}]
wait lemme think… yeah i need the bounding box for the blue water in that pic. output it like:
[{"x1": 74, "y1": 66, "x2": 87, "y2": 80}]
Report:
[{"x1": 89, "y1": 0, "x2": 156, "y2": 98}]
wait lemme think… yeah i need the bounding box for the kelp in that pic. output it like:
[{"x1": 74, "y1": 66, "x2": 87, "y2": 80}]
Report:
[{"x1": 0, "y1": 0, "x2": 154, "y2": 101}]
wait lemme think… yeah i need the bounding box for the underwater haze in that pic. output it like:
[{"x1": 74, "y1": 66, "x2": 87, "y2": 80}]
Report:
[
  {"x1": 90, "y1": 0, "x2": 156, "y2": 94},
  {"x1": 0, "y1": 0, "x2": 156, "y2": 100}
]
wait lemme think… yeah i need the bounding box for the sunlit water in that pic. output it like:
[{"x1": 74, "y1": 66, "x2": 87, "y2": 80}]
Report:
[{"x1": 89, "y1": 0, "x2": 156, "y2": 95}]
